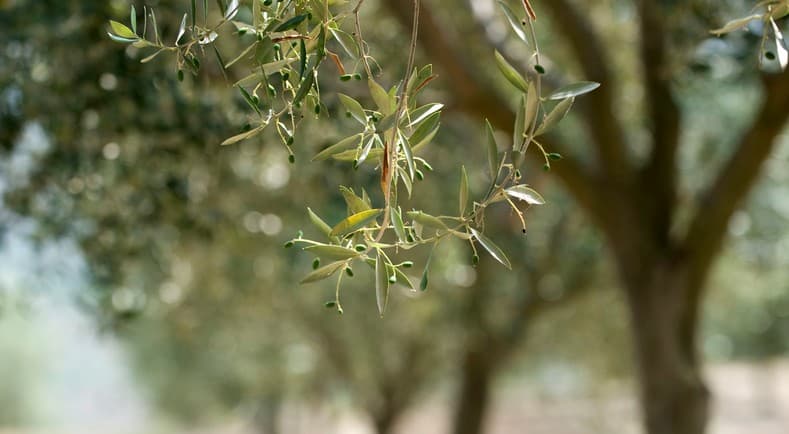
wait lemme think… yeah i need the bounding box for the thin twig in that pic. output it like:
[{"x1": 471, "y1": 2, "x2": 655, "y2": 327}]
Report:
[
  {"x1": 374, "y1": 0, "x2": 420, "y2": 242},
  {"x1": 353, "y1": 0, "x2": 374, "y2": 78}
]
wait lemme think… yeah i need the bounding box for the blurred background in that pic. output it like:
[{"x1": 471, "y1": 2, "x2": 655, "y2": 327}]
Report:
[{"x1": 1, "y1": 0, "x2": 789, "y2": 433}]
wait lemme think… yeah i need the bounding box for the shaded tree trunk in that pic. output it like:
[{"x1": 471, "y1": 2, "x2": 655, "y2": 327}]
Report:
[
  {"x1": 452, "y1": 348, "x2": 494, "y2": 434},
  {"x1": 624, "y1": 258, "x2": 710, "y2": 434},
  {"x1": 252, "y1": 394, "x2": 281, "y2": 434},
  {"x1": 372, "y1": 409, "x2": 397, "y2": 434}
]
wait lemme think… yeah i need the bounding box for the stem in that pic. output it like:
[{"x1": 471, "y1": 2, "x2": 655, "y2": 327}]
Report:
[
  {"x1": 353, "y1": 0, "x2": 374, "y2": 79},
  {"x1": 374, "y1": 0, "x2": 420, "y2": 243}
]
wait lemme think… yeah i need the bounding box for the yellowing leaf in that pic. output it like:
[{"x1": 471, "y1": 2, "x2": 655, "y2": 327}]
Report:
[
  {"x1": 329, "y1": 209, "x2": 382, "y2": 237},
  {"x1": 110, "y1": 20, "x2": 136, "y2": 38}
]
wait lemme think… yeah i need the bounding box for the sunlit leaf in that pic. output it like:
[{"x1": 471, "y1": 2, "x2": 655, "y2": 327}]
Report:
[
  {"x1": 408, "y1": 112, "x2": 440, "y2": 150},
  {"x1": 220, "y1": 126, "x2": 263, "y2": 145},
  {"x1": 536, "y1": 97, "x2": 574, "y2": 135},
  {"x1": 494, "y1": 50, "x2": 529, "y2": 93},
  {"x1": 392, "y1": 267, "x2": 414, "y2": 291},
  {"x1": 338, "y1": 93, "x2": 367, "y2": 126},
  {"x1": 513, "y1": 94, "x2": 527, "y2": 149},
  {"x1": 471, "y1": 228, "x2": 512, "y2": 269},
  {"x1": 176, "y1": 13, "x2": 187, "y2": 44},
  {"x1": 548, "y1": 81, "x2": 600, "y2": 100},
  {"x1": 505, "y1": 185, "x2": 545, "y2": 205},
  {"x1": 710, "y1": 14, "x2": 762, "y2": 35},
  {"x1": 497, "y1": 1, "x2": 530, "y2": 46},
  {"x1": 329, "y1": 28, "x2": 359, "y2": 59},
  {"x1": 459, "y1": 165, "x2": 469, "y2": 215},
  {"x1": 340, "y1": 186, "x2": 371, "y2": 214},
  {"x1": 524, "y1": 81, "x2": 539, "y2": 137},
  {"x1": 406, "y1": 103, "x2": 443, "y2": 128},
  {"x1": 485, "y1": 119, "x2": 499, "y2": 183},
  {"x1": 375, "y1": 249, "x2": 390, "y2": 316},
  {"x1": 109, "y1": 20, "x2": 136, "y2": 38},
  {"x1": 368, "y1": 79, "x2": 393, "y2": 114},
  {"x1": 130, "y1": 5, "x2": 137, "y2": 34},
  {"x1": 397, "y1": 130, "x2": 415, "y2": 180},
  {"x1": 304, "y1": 245, "x2": 360, "y2": 260},
  {"x1": 329, "y1": 209, "x2": 382, "y2": 237},
  {"x1": 355, "y1": 134, "x2": 377, "y2": 167},
  {"x1": 391, "y1": 207, "x2": 408, "y2": 243},
  {"x1": 313, "y1": 133, "x2": 364, "y2": 161},
  {"x1": 224, "y1": 0, "x2": 240, "y2": 19},
  {"x1": 307, "y1": 207, "x2": 333, "y2": 237},
  {"x1": 198, "y1": 31, "x2": 218, "y2": 45},
  {"x1": 407, "y1": 211, "x2": 447, "y2": 230},
  {"x1": 108, "y1": 33, "x2": 138, "y2": 44},
  {"x1": 300, "y1": 261, "x2": 347, "y2": 284}
]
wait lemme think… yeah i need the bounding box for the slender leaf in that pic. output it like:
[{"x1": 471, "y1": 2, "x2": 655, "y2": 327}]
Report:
[
  {"x1": 497, "y1": 1, "x2": 530, "y2": 46},
  {"x1": 220, "y1": 126, "x2": 263, "y2": 146},
  {"x1": 536, "y1": 97, "x2": 574, "y2": 135},
  {"x1": 304, "y1": 245, "x2": 360, "y2": 260},
  {"x1": 307, "y1": 207, "x2": 333, "y2": 237},
  {"x1": 407, "y1": 211, "x2": 447, "y2": 230},
  {"x1": 420, "y1": 245, "x2": 435, "y2": 291},
  {"x1": 459, "y1": 165, "x2": 469, "y2": 215},
  {"x1": 524, "y1": 81, "x2": 539, "y2": 136},
  {"x1": 293, "y1": 72, "x2": 314, "y2": 107},
  {"x1": 513, "y1": 94, "x2": 527, "y2": 149},
  {"x1": 313, "y1": 133, "x2": 364, "y2": 161},
  {"x1": 548, "y1": 81, "x2": 600, "y2": 100},
  {"x1": 330, "y1": 209, "x2": 382, "y2": 237},
  {"x1": 130, "y1": 6, "x2": 137, "y2": 34},
  {"x1": 494, "y1": 50, "x2": 529, "y2": 93},
  {"x1": 485, "y1": 119, "x2": 499, "y2": 182},
  {"x1": 392, "y1": 267, "x2": 414, "y2": 291},
  {"x1": 329, "y1": 28, "x2": 359, "y2": 59},
  {"x1": 274, "y1": 14, "x2": 309, "y2": 32},
  {"x1": 505, "y1": 185, "x2": 545, "y2": 205},
  {"x1": 340, "y1": 186, "x2": 371, "y2": 214},
  {"x1": 408, "y1": 112, "x2": 440, "y2": 150},
  {"x1": 356, "y1": 134, "x2": 377, "y2": 167},
  {"x1": 375, "y1": 249, "x2": 390, "y2": 315},
  {"x1": 471, "y1": 228, "x2": 512, "y2": 269},
  {"x1": 407, "y1": 103, "x2": 443, "y2": 128},
  {"x1": 338, "y1": 93, "x2": 367, "y2": 126},
  {"x1": 391, "y1": 207, "x2": 408, "y2": 243},
  {"x1": 300, "y1": 261, "x2": 346, "y2": 284},
  {"x1": 110, "y1": 20, "x2": 136, "y2": 38},
  {"x1": 369, "y1": 79, "x2": 393, "y2": 114},
  {"x1": 710, "y1": 14, "x2": 762, "y2": 35},
  {"x1": 108, "y1": 33, "x2": 138, "y2": 43}
]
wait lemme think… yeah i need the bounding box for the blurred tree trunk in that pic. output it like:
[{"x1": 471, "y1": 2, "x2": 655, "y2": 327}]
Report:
[
  {"x1": 253, "y1": 393, "x2": 281, "y2": 434},
  {"x1": 452, "y1": 347, "x2": 494, "y2": 434},
  {"x1": 624, "y1": 259, "x2": 709, "y2": 434},
  {"x1": 372, "y1": 408, "x2": 397, "y2": 434}
]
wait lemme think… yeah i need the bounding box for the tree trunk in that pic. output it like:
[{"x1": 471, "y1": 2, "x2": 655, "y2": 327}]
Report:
[
  {"x1": 252, "y1": 393, "x2": 281, "y2": 434},
  {"x1": 452, "y1": 348, "x2": 494, "y2": 434},
  {"x1": 625, "y1": 259, "x2": 710, "y2": 434},
  {"x1": 373, "y1": 411, "x2": 397, "y2": 434}
]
